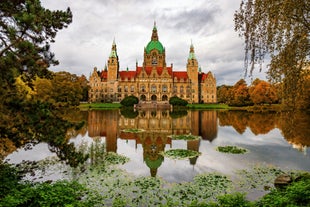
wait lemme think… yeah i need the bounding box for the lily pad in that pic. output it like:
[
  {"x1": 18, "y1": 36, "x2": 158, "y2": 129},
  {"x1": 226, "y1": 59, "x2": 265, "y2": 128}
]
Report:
[
  {"x1": 168, "y1": 134, "x2": 201, "y2": 141},
  {"x1": 121, "y1": 128, "x2": 145, "y2": 133},
  {"x1": 160, "y1": 149, "x2": 201, "y2": 159},
  {"x1": 216, "y1": 145, "x2": 248, "y2": 154}
]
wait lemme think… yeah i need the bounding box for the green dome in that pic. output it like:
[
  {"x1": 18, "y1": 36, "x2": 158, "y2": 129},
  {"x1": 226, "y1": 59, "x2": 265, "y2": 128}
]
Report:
[{"x1": 145, "y1": 40, "x2": 164, "y2": 54}]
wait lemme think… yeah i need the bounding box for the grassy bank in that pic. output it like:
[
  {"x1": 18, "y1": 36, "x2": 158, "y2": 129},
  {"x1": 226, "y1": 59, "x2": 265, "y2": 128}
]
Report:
[
  {"x1": 187, "y1": 103, "x2": 230, "y2": 109},
  {"x1": 79, "y1": 102, "x2": 122, "y2": 110},
  {"x1": 79, "y1": 102, "x2": 285, "y2": 112}
]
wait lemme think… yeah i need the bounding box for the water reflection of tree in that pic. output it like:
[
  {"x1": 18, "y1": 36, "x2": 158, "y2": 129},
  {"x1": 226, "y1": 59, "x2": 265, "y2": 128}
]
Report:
[
  {"x1": 218, "y1": 111, "x2": 249, "y2": 134},
  {"x1": 1, "y1": 103, "x2": 88, "y2": 167},
  {"x1": 218, "y1": 110, "x2": 309, "y2": 149},
  {"x1": 278, "y1": 111, "x2": 310, "y2": 148},
  {"x1": 248, "y1": 113, "x2": 277, "y2": 135}
]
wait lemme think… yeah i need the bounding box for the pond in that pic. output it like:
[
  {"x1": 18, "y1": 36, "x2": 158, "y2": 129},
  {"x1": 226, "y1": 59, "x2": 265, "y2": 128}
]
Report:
[{"x1": 4, "y1": 109, "x2": 310, "y2": 199}]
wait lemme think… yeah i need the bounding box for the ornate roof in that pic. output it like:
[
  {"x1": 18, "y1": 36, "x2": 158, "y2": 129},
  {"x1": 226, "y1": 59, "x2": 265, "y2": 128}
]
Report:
[{"x1": 145, "y1": 22, "x2": 165, "y2": 54}]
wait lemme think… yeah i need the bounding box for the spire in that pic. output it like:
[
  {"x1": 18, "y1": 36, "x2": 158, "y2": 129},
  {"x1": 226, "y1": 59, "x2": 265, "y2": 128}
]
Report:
[
  {"x1": 151, "y1": 21, "x2": 158, "y2": 41},
  {"x1": 188, "y1": 41, "x2": 196, "y2": 60},
  {"x1": 110, "y1": 38, "x2": 117, "y2": 58}
]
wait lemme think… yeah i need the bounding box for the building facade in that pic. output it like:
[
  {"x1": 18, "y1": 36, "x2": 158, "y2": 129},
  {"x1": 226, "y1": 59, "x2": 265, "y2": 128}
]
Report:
[{"x1": 89, "y1": 23, "x2": 216, "y2": 104}]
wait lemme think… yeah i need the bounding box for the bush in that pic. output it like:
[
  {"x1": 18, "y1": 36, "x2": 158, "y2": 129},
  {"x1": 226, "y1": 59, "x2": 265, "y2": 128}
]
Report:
[
  {"x1": 169, "y1": 96, "x2": 188, "y2": 106},
  {"x1": 120, "y1": 95, "x2": 139, "y2": 107},
  {"x1": 256, "y1": 174, "x2": 310, "y2": 207}
]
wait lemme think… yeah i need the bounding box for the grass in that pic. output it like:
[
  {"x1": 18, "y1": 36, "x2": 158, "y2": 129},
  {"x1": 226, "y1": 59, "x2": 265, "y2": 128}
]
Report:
[
  {"x1": 187, "y1": 103, "x2": 230, "y2": 109},
  {"x1": 79, "y1": 102, "x2": 122, "y2": 110}
]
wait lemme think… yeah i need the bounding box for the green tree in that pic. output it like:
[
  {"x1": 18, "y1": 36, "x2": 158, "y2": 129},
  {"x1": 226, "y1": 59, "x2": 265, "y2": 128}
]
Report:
[
  {"x1": 0, "y1": 0, "x2": 72, "y2": 90},
  {"x1": 120, "y1": 95, "x2": 139, "y2": 107},
  {"x1": 169, "y1": 96, "x2": 188, "y2": 106},
  {"x1": 234, "y1": 0, "x2": 310, "y2": 108},
  {"x1": 0, "y1": 1, "x2": 88, "y2": 166}
]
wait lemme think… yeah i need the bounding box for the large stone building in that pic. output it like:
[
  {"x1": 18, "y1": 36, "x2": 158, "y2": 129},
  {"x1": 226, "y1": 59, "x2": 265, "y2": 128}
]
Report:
[{"x1": 89, "y1": 23, "x2": 216, "y2": 104}]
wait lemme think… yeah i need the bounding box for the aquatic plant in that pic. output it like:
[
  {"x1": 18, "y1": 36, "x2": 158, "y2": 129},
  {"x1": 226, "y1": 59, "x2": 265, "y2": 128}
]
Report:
[
  {"x1": 160, "y1": 149, "x2": 201, "y2": 159},
  {"x1": 216, "y1": 145, "x2": 248, "y2": 154}
]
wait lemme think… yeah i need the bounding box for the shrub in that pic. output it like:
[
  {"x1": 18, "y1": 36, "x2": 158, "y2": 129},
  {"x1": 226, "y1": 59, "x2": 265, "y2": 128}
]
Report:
[
  {"x1": 120, "y1": 95, "x2": 139, "y2": 107},
  {"x1": 169, "y1": 96, "x2": 188, "y2": 106}
]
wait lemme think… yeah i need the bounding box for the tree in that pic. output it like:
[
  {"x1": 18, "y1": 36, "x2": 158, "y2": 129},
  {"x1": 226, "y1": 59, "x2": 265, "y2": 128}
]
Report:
[
  {"x1": 0, "y1": 0, "x2": 72, "y2": 104},
  {"x1": 249, "y1": 79, "x2": 278, "y2": 105},
  {"x1": 120, "y1": 95, "x2": 139, "y2": 107},
  {"x1": 169, "y1": 96, "x2": 188, "y2": 106},
  {"x1": 228, "y1": 79, "x2": 251, "y2": 106},
  {"x1": 0, "y1": 1, "x2": 87, "y2": 166},
  {"x1": 217, "y1": 85, "x2": 233, "y2": 104},
  {"x1": 234, "y1": 0, "x2": 310, "y2": 107}
]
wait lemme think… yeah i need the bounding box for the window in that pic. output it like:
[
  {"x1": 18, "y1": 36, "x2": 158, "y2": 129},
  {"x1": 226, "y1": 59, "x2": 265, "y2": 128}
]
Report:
[
  {"x1": 180, "y1": 86, "x2": 184, "y2": 93},
  {"x1": 141, "y1": 85, "x2": 145, "y2": 92},
  {"x1": 162, "y1": 85, "x2": 167, "y2": 92},
  {"x1": 173, "y1": 86, "x2": 177, "y2": 93},
  {"x1": 151, "y1": 85, "x2": 156, "y2": 93},
  {"x1": 118, "y1": 86, "x2": 122, "y2": 93},
  {"x1": 130, "y1": 85, "x2": 134, "y2": 92},
  {"x1": 124, "y1": 86, "x2": 128, "y2": 92}
]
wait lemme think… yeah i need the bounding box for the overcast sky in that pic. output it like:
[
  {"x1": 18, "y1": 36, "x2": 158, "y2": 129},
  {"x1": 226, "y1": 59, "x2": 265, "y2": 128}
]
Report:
[{"x1": 41, "y1": 0, "x2": 268, "y2": 85}]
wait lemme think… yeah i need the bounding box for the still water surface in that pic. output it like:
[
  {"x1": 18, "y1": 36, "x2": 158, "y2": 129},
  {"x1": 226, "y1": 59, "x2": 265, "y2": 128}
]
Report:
[{"x1": 6, "y1": 109, "x2": 310, "y2": 183}]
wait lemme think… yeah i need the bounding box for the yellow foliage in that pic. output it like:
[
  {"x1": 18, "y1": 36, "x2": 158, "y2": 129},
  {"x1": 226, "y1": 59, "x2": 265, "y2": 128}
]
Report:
[{"x1": 14, "y1": 76, "x2": 34, "y2": 100}]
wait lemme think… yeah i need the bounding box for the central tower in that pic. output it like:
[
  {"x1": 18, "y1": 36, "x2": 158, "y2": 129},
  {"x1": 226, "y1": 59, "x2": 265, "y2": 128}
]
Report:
[{"x1": 143, "y1": 22, "x2": 166, "y2": 68}]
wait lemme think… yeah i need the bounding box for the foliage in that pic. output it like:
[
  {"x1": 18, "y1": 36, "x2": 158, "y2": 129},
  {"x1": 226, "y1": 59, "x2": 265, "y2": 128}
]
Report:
[
  {"x1": 215, "y1": 193, "x2": 253, "y2": 207},
  {"x1": 234, "y1": 0, "x2": 310, "y2": 107},
  {"x1": 169, "y1": 96, "x2": 188, "y2": 106},
  {"x1": 169, "y1": 134, "x2": 201, "y2": 141},
  {"x1": 236, "y1": 165, "x2": 285, "y2": 192},
  {"x1": 217, "y1": 85, "x2": 233, "y2": 104},
  {"x1": 249, "y1": 79, "x2": 279, "y2": 105},
  {"x1": 0, "y1": 163, "x2": 21, "y2": 199},
  {"x1": 257, "y1": 174, "x2": 310, "y2": 207},
  {"x1": 160, "y1": 149, "x2": 201, "y2": 159},
  {"x1": 0, "y1": 0, "x2": 72, "y2": 89},
  {"x1": 228, "y1": 79, "x2": 252, "y2": 106},
  {"x1": 120, "y1": 95, "x2": 139, "y2": 107},
  {"x1": 216, "y1": 146, "x2": 248, "y2": 154},
  {"x1": 0, "y1": 1, "x2": 89, "y2": 168},
  {"x1": 0, "y1": 180, "x2": 89, "y2": 207}
]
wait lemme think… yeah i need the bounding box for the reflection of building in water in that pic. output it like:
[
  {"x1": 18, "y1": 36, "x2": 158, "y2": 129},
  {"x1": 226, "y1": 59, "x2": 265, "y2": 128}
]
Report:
[
  {"x1": 87, "y1": 110, "x2": 118, "y2": 152},
  {"x1": 199, "y1": 111, "x2": 218, "y2": 141},
  {"x1": 87, "y1": 109, "x2": 218, "y2": 176}
]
